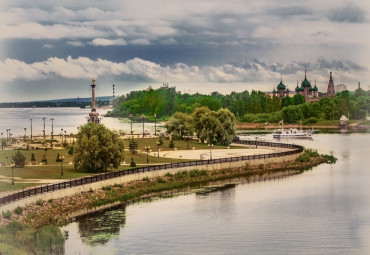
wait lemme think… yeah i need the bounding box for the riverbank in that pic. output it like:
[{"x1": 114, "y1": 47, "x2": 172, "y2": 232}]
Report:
[
  {"x1": 0, "y1": 149, "x2": 336, "y2": 255},
  {"x1": 2, "y1": 154, "x2": 330, "y2": 228}
]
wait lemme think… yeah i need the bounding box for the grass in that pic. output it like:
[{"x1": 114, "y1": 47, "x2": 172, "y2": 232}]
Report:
[{"x1": 0, "y1": 137, "x2": 247, "y2": 193}]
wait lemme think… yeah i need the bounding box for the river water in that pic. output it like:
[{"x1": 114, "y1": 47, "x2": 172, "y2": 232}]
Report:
[
  {"x1": 60, "y1": 133, "x2": 370, "y2": 255},
  {"x1": 0, "y1": 107, "x2": 161, "y2": 138}
]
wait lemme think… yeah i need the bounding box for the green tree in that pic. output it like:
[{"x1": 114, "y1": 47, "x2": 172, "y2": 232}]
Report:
[
  {"x1": 194, "y1": 108, "x2": 236, "y2": 145},
  {"x1": 128, "y1": 137, "x2": 139, "y2": 154},
  {"x1": 74, "y1": 123, "x2": 124, "y2": 173},
  {"x1": 192, "y1": 107, "x2": 211, "y2": 141},
  {"x1": 12, "y1": 150, "x2": 26, "y2": 168},
  {"x1": 165, "y1": 112, "x2": 192, "y2": 138}
]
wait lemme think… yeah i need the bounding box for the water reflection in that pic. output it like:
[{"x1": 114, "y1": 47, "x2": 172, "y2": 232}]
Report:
[{"x1": 77, "y1": 205, "x2": 126, "y2": 246}]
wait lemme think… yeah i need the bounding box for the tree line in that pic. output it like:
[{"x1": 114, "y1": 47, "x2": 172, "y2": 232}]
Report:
[{"x1": 109, "y1": 87, "x2": 370, "y2": 124}]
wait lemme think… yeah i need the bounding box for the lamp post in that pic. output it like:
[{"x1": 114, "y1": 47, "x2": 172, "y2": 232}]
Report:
[
  {"x1": 208, "y1": 144, "x2": 213, "y2": 160},
  {"x1": 42, "y1": 116, "x2": 46, "y2": 140},
  {"x1": 255, "y1": 135, "x2": 259, "y2": 148},
  {"x1": 64, "y1": 130, "x2": 67, "y2": 144},
  {"x1": 30, "y1": 118, "x2": 33, "y2": 141},
  {"x1": 156, "y1": 141, "x2": 160, "y2": 157},
  {"x1": 11, "y1": 166, "x2": 14, "y2": 185},
  {"x1": 154, "y1": 113, "x2": 157, "y2": 136},
  {"x1": 50, "y1": 117, "x2": 54, "y2": 140},
  {"x1": 141, "y1": 114, "x2": 145, "y2": 137},
  {"x1": 129, "y1": 114, "x2": 133, "y2": 135},
  {"x1": 24, "y1": 128, "x2": 26, "y2": 142},
  {"x1": 60, "y1": 155, "x2": 65, "y2": 177},
  {"x1": 6, "y1": 129, "x2": 10, "y2": 143},
  {"x1": 1, "y1": 132, "x2": 3, "y2": 150},
  {"x1": 145, "y1": 146, "x2": 150, "y2": 163}
]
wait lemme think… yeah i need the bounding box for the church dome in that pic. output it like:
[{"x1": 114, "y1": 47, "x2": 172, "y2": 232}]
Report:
[
  {"x1": 313, "y1": 85, "x2": 318, "y2": 91},
  {"x1": 295, "y1": 85, "x2": 300, "y2": 92},
  {"x1": 277, "y1": 80, "x2": 286, "y2": 90},
  {"x1": 301, "y1": 69, "x2": 311, "y2": 88}
]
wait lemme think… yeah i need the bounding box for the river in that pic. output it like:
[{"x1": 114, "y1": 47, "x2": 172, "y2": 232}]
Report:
[
  {"x1": 0, "y1": 107, "x2": 162, "y2": 138},
  {"x1": 60, "y1": 133, "x2": 370, "y2": 255}
]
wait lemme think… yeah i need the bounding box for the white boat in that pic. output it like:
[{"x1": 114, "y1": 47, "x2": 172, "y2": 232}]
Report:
[{"x1": 273, "y1": 120, "x2": 313, "y2": 139}]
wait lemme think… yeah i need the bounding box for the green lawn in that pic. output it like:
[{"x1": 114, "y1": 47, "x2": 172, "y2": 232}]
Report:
[{"x1": 0, "y1": 137, "x2": 243, "y2": 193}]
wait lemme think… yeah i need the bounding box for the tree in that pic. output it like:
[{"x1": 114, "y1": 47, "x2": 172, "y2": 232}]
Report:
[
  {"x1": 12, "y1": 150, "x2": 26, "y2": 168},
  {"x1": 128, "y1": 137, "x2": 139, "y2": 154},
  {"x1": 165, "y1": 112, "x2": 192, "y2": 138},
  {"x1": 74, "y1": 123, "x2": 124, "y2": 173},
  {"x1": 193, "y1": 107, "x2": 236, "y2": 145}
]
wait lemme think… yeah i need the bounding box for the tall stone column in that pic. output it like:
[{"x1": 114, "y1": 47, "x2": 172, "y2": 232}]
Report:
[{"x1": 89, "y1": 79, "x2": 100, "y2": 123}]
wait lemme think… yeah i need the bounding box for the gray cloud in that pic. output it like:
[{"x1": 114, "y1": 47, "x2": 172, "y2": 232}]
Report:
[
  {"x1": 327, "y1": 3, "x2": 366, "y2": 23},
  {"x1": 269, "y1": 6, "x2": 312, "y2": 17}
]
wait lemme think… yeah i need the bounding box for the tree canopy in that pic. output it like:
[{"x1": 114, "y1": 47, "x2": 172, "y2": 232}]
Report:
[{"x1": 73, "y1": 123, "x2": 124, "y2": 173}]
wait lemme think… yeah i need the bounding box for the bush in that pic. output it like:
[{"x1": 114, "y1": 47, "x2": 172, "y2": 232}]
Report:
[
  {"x1": 130, "y1": 157, "x2": 136, "y2": 167},
  {"x1": 323, "y1": 154, "x2": 338, "y2": 164},
  {"x1": 2, "y1": 210, "x2": 12, "y2": 219},
  {"x1": 34, "y1": 225, "x2": 65, "y2": 255},
  {"x1": 36, "y1": 199, "x2": 43, "y2": 206},
  {"x1": 169, "y1": 140, "x2": 174, "y2": 148},
  {"x1": 304, "y1": 117, "x2": 318, "y2": 124},
  {"x1": 102, "y1": 185, "x2": 111, "y2": 191},
  {"x1": 12, "y1": 150, "x2": 26, "y2": 168},
  {"x1": 296, "y1": 149, "x2": 320, "y2": 162},
  {"x1": 157, "y1": 177, "x2": 166, "y2": 183},
  {"x1": 14, "y1": 206, "x2": 23, "y2": 215}
]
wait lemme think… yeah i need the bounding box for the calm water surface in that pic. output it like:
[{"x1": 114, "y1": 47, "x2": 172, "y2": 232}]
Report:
[
  {"x1": 0, "y1": 107, "x2": 161, "y2": 137},
  {"x1": 62, "y1": 133, "x2": 370, "y2": 255}
]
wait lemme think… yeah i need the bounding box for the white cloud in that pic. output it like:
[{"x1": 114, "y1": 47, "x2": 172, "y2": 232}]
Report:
[
  {"x1": 90, "y1": 38, "x2": 127, "y2": 46},
  {"x1": 66, "y1": 41, "x2": 84, "y2": 47},
  {"x1": 43, "y1": 44, "x2": 54, "y2": 48},
  {"x1": 129, "y1": 38, "x2": 151, "y2": 45}
]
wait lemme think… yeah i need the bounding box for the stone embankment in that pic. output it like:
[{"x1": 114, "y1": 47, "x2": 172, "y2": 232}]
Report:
[{"x1": 0, "y1": 140, "x2": 302, "y2": 213}]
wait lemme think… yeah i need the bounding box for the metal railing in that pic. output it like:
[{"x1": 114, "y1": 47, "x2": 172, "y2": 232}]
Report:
[{"x1": 0, "y1": 139, "x2": 303, "y2": 206}]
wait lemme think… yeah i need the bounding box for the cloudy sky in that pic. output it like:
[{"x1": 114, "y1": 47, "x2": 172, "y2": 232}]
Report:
[{"x1": 0, "y1": 0, "x2": 369, "y2": 102}]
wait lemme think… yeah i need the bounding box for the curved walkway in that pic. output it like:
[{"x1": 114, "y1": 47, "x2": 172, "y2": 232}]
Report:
[{"x1": 0, "y1": 140, "x2": 303, "y2": 211}]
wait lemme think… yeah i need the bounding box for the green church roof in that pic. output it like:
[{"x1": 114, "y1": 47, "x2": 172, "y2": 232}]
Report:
[
  {"x1": 277, "y1": 79, "x2": 286, "y2": 90},
  {"x1": 301, "y1": 69, "x2": 311, "y2": 88}
]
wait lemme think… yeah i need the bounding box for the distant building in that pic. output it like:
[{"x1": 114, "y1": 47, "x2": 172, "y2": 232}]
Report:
[
  {"x1": 327, "y1": 71, "x2": 335, "y2": 97},
  {"x1": 335, "y1": 84, "x2": 347, "y2": 93}
]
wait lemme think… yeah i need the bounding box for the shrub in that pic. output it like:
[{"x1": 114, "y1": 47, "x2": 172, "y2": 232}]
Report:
[
  {"x1": 12, "y1": 150, "x2": 26, "y2": 168},
  {"x1": 2, "y1": 210, "x2": 12, "y2": 219},
  {"x1": 258, "y1": 164, "x2": 264, "y2": 170},
  {"x1": 34, "y1": 225, "x2": 65, "y2": 255},
  {"x1": 14, "y1": 206, "x2": 23, "y2": 215},
  {"x1": 169, "y1": 140, "x2": 174, "y2": 148},
  {"x1": 142, "y1": 176, "x2": 150, "y2": 181},
  {"x1": 323, "y1": 154, "x2": 338, "y2": 164},
  {"x1": 304, "y1": 117, "x2": 318, "y2": 124},
  {"x1": 113, "y1": 183, "x2": 123, "y2": 188},
  {"x1": 130, "y1": 157, "x2": 136, "y2": 167},
  {"x1": 36, "y1": 199, "x2": 43, "y2": 206},
  {"x1": 157, "y1": 177, "x2": 166, "y2": 183},
  {"x1": 102, "y1": 185, "x2": 111, "y2": 191}
]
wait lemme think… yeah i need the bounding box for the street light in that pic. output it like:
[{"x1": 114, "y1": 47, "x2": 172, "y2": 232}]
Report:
[
  {"x1": 42, "y1": 116, "x2": 46, "y2": 140},
  {"x1": 145, "y1": 145, "x2": 150, "y2": 163},
  {"x1": 208, "y1": 144, "x2": 213, "y2": 160},
  {"x1": 129, "y1": 114, "x2": 133, "y2": 135},
  {"x1": 154, "y1": 113, "x2": 157, "y2": 136},
  {"x1": 255, "y1": 135, "x2": 259, "y2": 148},
  {"x1": 60, "y1": 155, "x2": 65, "y2": 177},
  {"x1": 1, "y1": 132, "x2": 3, "y2": 150},
  {"x1": 156, "y1": 141, "x2": 160, "y2": 157},
  {"x1": 141, "y1": 114, "x2": 145, "y2": 137},
  {"x1": 64, "y1": 130, "x2": 67, "y2": 144},
  {"x1": 11, "y1": 166, "x2": 14, "y2": 185},
  {"x1": 30, "y1": 118, "x2": 33, "y2": 141},
  {"x1": 50, "y1": 117, "x2": 54, "y2": 140},
  {"x1": 6, "y1": 129, "x2": 10, "y2": 143},
  {"x1": 24, "y1": 128, "x2": 26, "y2": 142}
]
